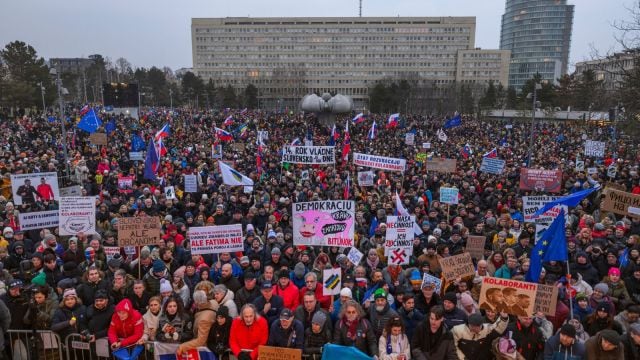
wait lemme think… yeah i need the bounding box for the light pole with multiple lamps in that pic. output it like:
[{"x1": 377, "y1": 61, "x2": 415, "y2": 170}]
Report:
[
  {"x1": 37, "y1": 82, "x2": 46, "y2": 114},
  {"x1": 50, "y1": 68, "x2": 71, "y2": 179},
  {"x1": 526, "y1": 83, "x2": 542, "y2": 167}
]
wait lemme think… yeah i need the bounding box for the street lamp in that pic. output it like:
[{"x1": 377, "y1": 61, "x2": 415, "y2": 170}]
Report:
[
  {"x1": 526, "y1": 83, "x2": 542, "y2": 167},
  {"x1": 49, "y1": 68, "x2": 71, "y2": 179},
  {"x1": 37, "y1": 82, "x2": 46, "y2": 115}
]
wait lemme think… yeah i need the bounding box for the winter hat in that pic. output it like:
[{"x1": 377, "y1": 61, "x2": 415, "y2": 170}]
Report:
[
  {"x1": 278, "y1": 269, "x2": 290, "y2": 279},
  {"x1": 460, "y1": 293, "x2": 474, "y2": 307},
  {"x1": 246, "y1": 224, "x2": 255, "y2": 233},
  {"x1": 153, "y1": 259, "x2": 166, "y2": 273},
  {"x1": 608, "y1": 267, "x2": 621, "y2": 277},
  {"x1": 468, "y1": 313, "x2": 484, "y2": 326},
  {"x1": 443, "y1": 292, "x2": 458, "y2": 305},
  {"x1": 63, "y1": 288, "x2": 77, "y2": 298},
  {"x1": 594, "y1": 223, "x2": 606, "y2": 231},
  {"x1": 159, "y1": 279, "x2": 172, "y2": 293},
  {"x1": 271, "y1": 247, "x2": 281, "y2": 255},
  {"x1": 31, "y1": 272, "x2": 46, "y2": 286},
  {"x1": 498, "y1": 337, "x2": 517, "y2": 354},
  {"x1": 268, "y1": 230, "x2": 276, "y2": 238},
  {"x1": 57, "y1": 278, "x2": 76, "y2": 290},
  {"x1": 559, "y1": 324, "x2": 576, "y2": 338},
  {"x1": 312, "y1": 311, "x2": 327, "y2": 327},
  {"x1": 575, "y1": 293, "x2": 588, "y2": 302},
  {"x1": 217, "y1": 305, "x2": 229, "y2": 318},
  {"x1": 336, "y1": 254, "x2": 347, "y2": 264},
  {"x1": 433, "y1": 228, "x2": 442, "y2": 236},
  {"x1": 239, "y1": 256, "x2": 250, "y2": 265},
  {"x1": 374, "y1": 288, "x2": 387, "y2": 300},
  {"x1": 94, "y1": 289, "x2": 109, "y2": 300},
  {"x1": 597, "y1": 302, "x2": 612, "y2": 314},
  {"x1": 409, "y1": 269, "x2": 422, "y2": 285},
  {"x1": 294, "y1": 262, "x2": 306, "y2": 278},
  {"x1": 600, "y1": 329, "x2": 621, "y2": 345},
  {"x1": 630, "y1": 323, "x2": 640, "y2": 336},
  {"x1": 108, "y1": 254, "x2": 123, "y2": 269},
  {"x1": 594, "y1": 283, "x2": 609, "y2": 294},
  {"x1": 340, "y1": 287, "x2": 352, "y2": 298}
]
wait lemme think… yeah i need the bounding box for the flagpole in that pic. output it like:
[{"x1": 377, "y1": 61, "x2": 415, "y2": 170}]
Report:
[{"x1": 566, "y1": 260, "x2": 573, "y2": 320}]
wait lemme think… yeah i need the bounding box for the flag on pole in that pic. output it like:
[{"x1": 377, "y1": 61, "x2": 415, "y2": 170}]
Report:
[
  {"x1": 79, "y1": 104, "x2": 90, "y2": 116},
  {"x1": 342, "y1": 120, "x2": 351, "y2": 165},
  {"x1": 483, "y1": 148, "x2": 498, "y2": 158},
  {"x1": 144, "y1": 139, "x2": 159, "y2": 180},
  {"x1": 290, "y1": 138, "x2": 302, "y2": 146},
  {"x1": 437, "y1": 128, "x2": 448, "y2": 142},
  {"x1": 343, "y1": 175, "x2": 351, "y2": 200},
  {"x1": 386, "y1": 113, "x2": 400, "y2": 129},
  {"x1": 240, "y1": 108, "x2": 248, "y2": 115},
  {"x1": 328, "y1": 124, "x2": 338, "y2": 146},
  {"x1": 368, "y1": 121, "x2": 377, "y2": 140},
  {"x1": 395, "y1": 191, "x2": 423, "y2": 236},
  {"x1": 105, "y1": 119, "x2": 116, "y2": 135},
  {"x1": 154, "y1": 123, "x2": 170, "y2": 141},
  {"x1": 237, "y1": 123, "x2": 248, "y2": 139},
  {"x1": 443, "y1": 114, "x2": 462, "y2": 129},
  {"x1": 214, "y1": 127, "x2": 233, "y2": 142},
  {"x1": 369, "y1": 216, "x2": 379, "y2": 238},
  {"x1": 77, "y1": 109, "x2": 102, "y2": 133},
  {"x1": 525, "y1": 209, "x2": 568, "y2": 282},
  {"x1": 460, "y1": 143, "x2": 472, "y2": 159},
  {"x1": 533, "y1": 187, "x2": 599, "y2": 217},
  {"x1": 224, "y1": 115, "x2": 234, "y2": 127},
  {"x1": 352, "y1": 112, "x2": 365, "y2": 124},
  {"x1": 219, "y1": 161, "x2": 254, "y2": 187}
]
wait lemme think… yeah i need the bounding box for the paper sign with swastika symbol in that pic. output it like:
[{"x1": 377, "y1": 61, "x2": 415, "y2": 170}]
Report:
[{"x1": 389, "y1": 248, "x2": 410, "y2": 265}]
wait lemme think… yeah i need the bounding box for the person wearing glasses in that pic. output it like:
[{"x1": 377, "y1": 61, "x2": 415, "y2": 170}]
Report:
[{"x1": 333, "y1": 300, "x2": 377, "y2": 357}]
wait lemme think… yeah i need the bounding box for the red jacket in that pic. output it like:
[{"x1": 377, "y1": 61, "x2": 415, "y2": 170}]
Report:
[
  {"x1": 273, "y1": 281, "x2": 300, "y2": 311},
  {"x1": 108, "y1": 299, "x2": 144, "y2": 347},
  {"x1": 229, "y1": 316, "x2": 268, "y2": 360},
  {"x1": 298, "y1": 282, "x2": 332, "y2": 310}
]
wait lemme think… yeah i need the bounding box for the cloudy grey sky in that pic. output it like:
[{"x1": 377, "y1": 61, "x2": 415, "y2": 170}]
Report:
[{"x1": 0, "y1": 0, "x2": 631, "y2": 71}]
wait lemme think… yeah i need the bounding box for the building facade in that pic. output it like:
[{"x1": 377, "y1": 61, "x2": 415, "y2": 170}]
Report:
[
  {"x1": 192, "y1": 17, "x2": 509, "y2": 110},
  {"x1": 48, "y1": 57, "x2": 95, "y2": 75},
  {"x1": 574, "y1": 50, "x2": 639, "y2": 92},
  {"x1": 500, "y1": 0, "x2": 574, "y2": 90}
]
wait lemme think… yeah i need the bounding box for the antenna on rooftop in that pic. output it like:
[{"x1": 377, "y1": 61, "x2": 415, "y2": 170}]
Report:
[{"x1": 359, "y1": 0, "x2": 362, "y2": 17}]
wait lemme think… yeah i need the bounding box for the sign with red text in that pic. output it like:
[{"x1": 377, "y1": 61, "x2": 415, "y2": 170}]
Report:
[
  {"x1": 519, "y1": 168, "x2": 562, "y2": 193},
  {"x1": 188, "y1": 224, "x2": 244, "y2": 254},
  {"x1": 478, "y1": 277, "x2": 538, "y2": 316},
  {"x1": 59, "y1": 197, "x2": 96, "y2": 235},
  {"x1": 293, "y1": 201, "x2": 355, "y2": 247},
  {"x1": 384, "y1": 215, "x2": 414, "y2": 263},
  {"x1": 353, "y1": 153, "x2": 406, "y2": 172}
]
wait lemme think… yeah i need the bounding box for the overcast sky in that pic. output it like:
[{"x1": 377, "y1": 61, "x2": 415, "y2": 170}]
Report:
[{"x1": 0, "y1": 0, "x2": 631, "y2": 71}]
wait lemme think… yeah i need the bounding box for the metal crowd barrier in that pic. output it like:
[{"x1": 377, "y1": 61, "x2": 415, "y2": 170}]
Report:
[{"x1": 6, "y1": 329, "x2": 63, "y2": 360}]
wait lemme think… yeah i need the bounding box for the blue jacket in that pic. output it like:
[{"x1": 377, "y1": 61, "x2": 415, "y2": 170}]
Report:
[
  {"x1": 494, "y1": 265, "x2": 517, "y2": 279},
  {"x1": 543, "y1": 332, "x2": 585, "y2": 360},
  {"x1": 252, "y1": 295, "x2": 285, "y2": 327},
  {"x1": 267, "y1": 319, "x2": 304, "y2": 349}
]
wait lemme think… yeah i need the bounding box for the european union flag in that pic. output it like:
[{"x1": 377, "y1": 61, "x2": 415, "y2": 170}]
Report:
[
  {"x1": 368, "y1": 216, "x2": 379, "y2": 238},
  {"x1": 105, "y1": 119, "x2": 116, "y2": 135},
  {"x1": 77, "y1": 109, "x2": 102, "y2": 133},
  {"x1": 525, "y1": 209, "x2": 568, "y2": 283},
  {"x1": 443, "y1": 114, "x2": 462, "y2": 129},
  {"x1": 47, "y1": 116, "x2": 56, "y2": 123},
  {"x1": 131, "y1": 133, "x2": 146, "y2": 152},
  {"x1": 533, "y1": 187, "x2": 599, "y2": 217}
]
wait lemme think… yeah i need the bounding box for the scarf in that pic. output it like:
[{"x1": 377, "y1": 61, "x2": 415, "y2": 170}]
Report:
[
  {"x1": 366, "y1": 256, "x2": 379, "y2": 270},
  {"x1": 387, "y1": 265, "x2": 402, "y2": 282},
  {"x1": 343, "y1": 318, "x2": 359, "y2": 341},
  {"x1": 425, "y1": 325, "x2": 444, "y2": 353}
]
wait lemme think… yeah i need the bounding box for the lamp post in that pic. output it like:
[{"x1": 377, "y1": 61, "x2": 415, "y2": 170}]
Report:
[
  {"x1": 50, "y1": 68, "x2": 71, "y2": 178},
  {"x1": 37, "y1": 82, "x2": 46, "y2": 114},
  {"x1": 527, "y1": 83, "x2": 542, "y2": 167},
  {"x1": 169, "y1": 88, "x2": 173, "y2": 112}
]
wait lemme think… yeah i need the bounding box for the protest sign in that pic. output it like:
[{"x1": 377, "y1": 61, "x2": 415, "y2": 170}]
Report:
[
  {"x1": 415, "y1": 153, "x2": 427, "y2": 162},
  {"x1": 293, "y1": 201, "x2": 355, "y2": 247},
  {"x1": 384, "y1": 215, "x2": 415, "y2": 263},
  {"x1": 480, "y1": 157, "x2": 506, "y2": 175},
  {"x1": 211, "y1": 144, "x2": 223, "y2": 159},
  {"x1": 59, "y1": 197, "x2": 96, "y2": 235},
  {"x1": 587, "y1": 167, "x2": 598, "y2": 175},
  {"x1": 117, "y1": 217, "x2": 161, "y2": 247},
  {"x1": 534, "y1": 283, "x2": 559, "y2": 316},
  {"x1": 59, "y1": 185, "x2": 82, "y2": 197},
  {"x1": 478, "y1": 277, "x2": 538, "y2": 316},
  {"x1": 88, "y1": 133, "x2": 107, "y2": 146},
  {"x1": 103, "y1": 246, "x2": 121, "y2": 260},
  {"x1": 231, "y1": 143, "x2": 245, "y2": 152},
  {"x1": 353, "y1": 153, "x2": 406, "y2": 172},
  {"x1": 184, "y1": 175, "x2": 198, "y2": 193},
  {"x1": 257, "y1": 130, "x2": 269, "y2": 141},
  {"x1": 421, "y1": 273, "x2": 442, "y2": 293},
  {"x1": 117, "y1": 176, "x2": 133, "y2": 194},
  {"x1": 522, "y1": 196, "x2": 565, "y2": 223},
  {"x1": 258, "y1": 346, "x2": 302, "y2": 360},
  {"x1": 466, "y1": 235, "x2": 486, "y2": 260},
  {"x1": 607, "y1": 164, "x2": 617, "y2": 178},
  {"x1": 439, "y1": 187, "x2": 459, "y2": 205},
  {"x1": 425, "y1": 158, "x2": 457, "y2": 173},
  {"x1": 601, "y1": 188, "x2": 640, "y2": 218},
  {"x1": 347, "y1": 247, "x2": 363, "y2": 265},
  {"x1": 439, "y1": 252, "x2": 475, "y2": 280},
  {"x1": 188, "y1": 224, "x2": 244, "y2": 255},
  {"x1": 422, "y1": 142, "x2": 431, "y2": 149},
  {"x1": 323, "y1": 268, "x2": 342, "y2": 296},
  {"x1": 357, "y1": 171, "x2": 374, "y2": 187},
  {"x1": 10, "y1": 172, "x2": 60, "y2": 205},
  {"x1": 18, "y1": 210, "x2": 59, "y2": 231},
  {"x1": 405, "y1": 133, "x2": 415, "y2": 145},
  {"x1": 584, "y1": 140, "x2": 605, "y2": 157},
  {"x1": 282, "y1": 146, "x2": 335, "y2": 164},
  {"x1": 300, "y1": 170, "x2": 310, "y2": 181},
  {"x1": 505, "y1": 124, "x2": 513, "y2": 129},
  {"x1": 575, "y1": 160, "x2": 585, "y2": 172},
  {"x1": 519, "y1": 168, "x2": 562, "y2": 193},
  {"x1": 164, "y1": 186, "x2": 176, "y2": 200},
  {"x1": 129, "y1": 152, "x2": 144, "y2": 161}
]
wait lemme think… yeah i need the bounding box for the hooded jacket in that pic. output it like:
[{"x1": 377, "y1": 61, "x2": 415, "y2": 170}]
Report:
[
  {"x1": 177, "y1": 299, "x2": 218, "y2": 353},
  {"x1": 218, "y1": 289, "x2": 239, "y2": 318},
  {"x1": 411, "y1": 320, "x2": 457, "y2": 360},
  {"x1": 82, "y1": 302, "x2": 115, "y2": 339},
  {"x1": 584, "y1": 331, "x2": 625, "y2": 360},
  {"x1": 451, "y1": 316, "x2": 509, "y2": 360},
  {"x1": 229, "y1": 315, "x2": 269, "y2": 360},
  {"x1": 107, "y1": 299, "x2": 144, "y2": 347},
  {"x1": 273, "y1": 280, "x2": 300, "y2": 311},
  {"x1": 543, "y1": 332, "x2": 586, "y2": 360}
]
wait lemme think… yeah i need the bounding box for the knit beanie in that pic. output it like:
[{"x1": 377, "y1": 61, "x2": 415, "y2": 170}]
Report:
[
  {"x1": 312, "y1": 311, "x2": 327, "y2": 327},
  {"x1": 159, "y1": 279, "x2": 172, "y2": 293}
]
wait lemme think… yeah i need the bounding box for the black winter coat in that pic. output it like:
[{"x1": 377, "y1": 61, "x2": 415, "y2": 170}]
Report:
[
  {"x1": 81, "y1": 303, "x2": 115, "y2": 339},
  {"x1": 51, "y1": 303, "x2": 87, "y2": 340},
  {"x1": 411, "y1": 322, "x2": 457, "y2": 360},
  {"x1": 333, "y1": 318, "x2": 377, "y2": 356}
]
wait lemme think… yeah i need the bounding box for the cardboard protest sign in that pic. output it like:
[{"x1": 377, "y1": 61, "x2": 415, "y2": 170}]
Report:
[
  {"x1": 405, "y1": 133, "x2": 415, "y2": 145},
  {"x1": 384, "y1": 215, "x2": 415, "y2": 265},
  {"x1": 533, "y1": 283, "x2": 559, "y2": 316},
  {"x1": 347, "y1": 247, "x2": 363, "y2": 265},
  {"x1": 10, "y1": 172, "x2": 60, "y2": 205},
  {"x1": 18, "y1": 210, "x2": 59, "y2": 231},
  {"x1": 439, "y1": 187, "x2": 459, "y2": 205},
  {"x1": 282, "y1": 146, "x2": 335, "y2": 164},
  {"x1": 425, "y1": 158, "x2": 457, "y2": 173},
  {"x1": 439, "y1": 252, "x2": 475, "y2": 280},
  {"x1": 522, "y1": 196, "x2": 566, "y2": 223},
  {"x1": 293, "y1": 201, "x2": 355, "y2": 247},
  {"x1": 59, "y1": 197, "x2": 96, "y2": 235},
  {"x1": 601, "y1": 188, "x2": 640, "y2": 218},
  {"x1": 117, "y1": 217, "x2": 161, "y2": 247},
  {"x1": 478, "y1": 277, "x2": 538, "y2": 316},
  {"x1": 353, "y1": 153, "x2": 406, "y2": 172},
  {"x1": 519, "y1": 168, "x2": 562, "y2": 193},
  {"x1": 421, "y1": 273, "x2": 442, "y2": 293},
  {"x1": 323, "y1": 268, "x2": 342, "y2": 296},
  {"x1": 184, "y1": 175, "x2": 198, "y2": 193},
  {"x1": 89, "y1": 133, "x2": 108, "y2": 146},
  {"x1": 188, "y1": 224, "x2": 244, "y2": 255},
  {"x1": 357, "y1": 171, "x2": 374, "y2": 186},
  {"x1": 584, "y1": 140, "x2": 605, "y2": 157},
  {"x1": 258, "y1": 346, "x2": 302, "y2": 360},
  {"x1": 466, "y1": 235, "x2": 486, "y2": 260},
  {"x1": 480, "y1": 157, "x2": 506, "y2": 175},
  {"x1": 211, "y1": 144, "x2": 223, "y2": 159}
]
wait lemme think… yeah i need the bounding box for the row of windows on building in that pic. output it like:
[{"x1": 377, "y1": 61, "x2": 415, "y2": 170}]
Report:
[
  {"x1": 196, "y1": 70, "x2": 457, "y2": 78},
  {"x1": 197, "y1": 53, "x2": 459, "y2": 60},
  {"x1": 193, "y1": 26, "x2": 472, "y2": 34},
  {"x1": 193, "y1": 35, "x2": 470, "y2": 43},
  {"x1": 195, "y1": 44, "x2": 469, "y2": 52},
  {"x1": 196, "y1": 62, "x2": 460, "y2": 69}
]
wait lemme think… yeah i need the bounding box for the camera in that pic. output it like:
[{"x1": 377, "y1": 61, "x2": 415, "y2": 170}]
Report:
[{"x1": 80, "y1": 330, "x2": 92, "y2": 340}]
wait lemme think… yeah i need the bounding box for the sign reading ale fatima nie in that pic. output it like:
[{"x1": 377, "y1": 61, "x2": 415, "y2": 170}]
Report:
[
  {"x1": 117, "y1": 217, "x2": 161, "y2": 247},
  {"x1": 188, "y1": 224, "x2": 244, "y2": 255}
]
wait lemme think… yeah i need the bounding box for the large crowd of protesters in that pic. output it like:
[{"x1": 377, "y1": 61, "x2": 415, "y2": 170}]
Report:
[{"x1": 0, "y1": 104, "x2": 638, "y2": 360}]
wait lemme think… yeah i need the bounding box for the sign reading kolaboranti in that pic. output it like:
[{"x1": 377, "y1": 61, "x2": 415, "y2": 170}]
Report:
[
  {"x1": 353, "y1": 153, "x2": 406, "y2": 172},
  {"x1": 188, "y1": 224, "x2": 244, "y2": 255},
  {"x1": 282, "y1": 145, "x2": 335, "y2": 164},
  {"x1": 59, "y1": 197, "x2": 96, "y2": 235},
  {"x1": 293, "y1": 201, "x2": 355, "y2": 247},
  {"x1": 117, "y1": 217, "x2": 161, "y2": 247},
  {"x1": 478, "y1": 277, "x2": 538, "y2": 316}
]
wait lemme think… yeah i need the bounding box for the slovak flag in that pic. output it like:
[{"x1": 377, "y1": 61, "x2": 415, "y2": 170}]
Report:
[
  {"x1": 368, "y1": 121, "x2": 377, "y2": 140},
  {"x1": 79, "y1": 104, "x2": 90, "y2": 116},
  {"x1": 155, "y1": 138, "x2": 168, "y2": 157},
  {"x1": 224, "y1": 115, "x2": 234, "y2": 126},
  {"x1": 153, "y1": 342, "x2": 215, "y2": 360},
  {"x1": 343, "y1": 175, "x2": 351, "y2": 200},
  {"x1": 290, "y1": 138, "x2": 302, "y2": 146},
  {"x1": 352, "y1": 112, "x2": 365, "y2": 124},
  {"x1": 387, "y1": 113, "x2": 400, "y2": 129},
  {"x1": 240, "y1": 108, "x2": 248, "y2": 115},
  {"x1": 461, "y1": 143, "x2": 472, "y2": 159},
  {"x1": 214, "y1": 127, "x2": 233, "y2": 141},
  {"x1": 328, "y1": 124, "x2": 339, "y2": 146},
  {"x1": 483, "y1": 147, "x2": 498, "y2": 158},
  {"x1": 342, "y1": 121, "x2": 351, "y2": 164},
  {"x1": 155, "y1": 123, "x2": 170, "y2": 141}
]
